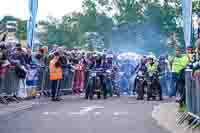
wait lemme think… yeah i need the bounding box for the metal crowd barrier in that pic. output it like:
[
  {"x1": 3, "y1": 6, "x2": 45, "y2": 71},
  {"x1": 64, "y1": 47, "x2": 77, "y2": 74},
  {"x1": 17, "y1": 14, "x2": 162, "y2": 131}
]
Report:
[
  {"x1": 185, "y1": 69, "x2": 200, "y2": 116},
  {"x1": 178, "y1": 69, "x2": 200, "y2": 129},
  {"x1": 0, "y1": 66, "x2": 21, "y2": 104},
  {"x1": 194, "y1": 75, "x2": 200, "y2": 115},
  {"x1": 185, "y1": 69, "x2": 196, "y2": 114},
  {"x1": 0, "y1": 65, "x2": 75, "y2": 104},
  {"x1": 36, "y1": 66, "x2": 74, "y2": 97}
]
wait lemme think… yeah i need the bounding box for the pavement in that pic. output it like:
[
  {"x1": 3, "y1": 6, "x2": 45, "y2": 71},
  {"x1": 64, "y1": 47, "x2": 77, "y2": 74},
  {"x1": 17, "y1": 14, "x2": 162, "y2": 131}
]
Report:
[
  {"x1": 0, "y1": 96, "x2": 172, "y2": 133},
  {"x1": 0, "y1": 101, "x2": 33, "y2": 116},
  {"x1": 152, "y1": 102, "x2": 200, "y2": 133}
]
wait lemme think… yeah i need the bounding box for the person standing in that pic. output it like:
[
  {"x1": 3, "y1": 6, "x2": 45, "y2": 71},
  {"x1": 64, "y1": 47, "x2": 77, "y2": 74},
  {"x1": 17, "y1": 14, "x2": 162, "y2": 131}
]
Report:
[
  {"x1": 49, "y1": 52, "x2": 63, "y2": 101},
  {"x1": 72, "y1": 59, "x2": 85, "y2": 94},
  {"x1": 170, "y1": 48, "x2": 189, "y2": 97},
  {"x1": 158, "y1": 55, "x2": 170, "y2": 96}
]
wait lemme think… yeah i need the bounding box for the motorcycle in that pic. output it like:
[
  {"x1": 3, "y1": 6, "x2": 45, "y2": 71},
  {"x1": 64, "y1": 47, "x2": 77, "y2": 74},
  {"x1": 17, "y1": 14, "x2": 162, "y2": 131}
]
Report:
[
  {"x1": 146, "y1": 72, "x2": 162, "y2": 101},
  {"x1": 85, "y1": 68, "x2": 106, "y2": 100},
  {"x1": 104, "y1": 69, "x2": 120, "y2": 97},
  {"x1": 135, "y1": 70, "x2": 146, "y2": 100}
]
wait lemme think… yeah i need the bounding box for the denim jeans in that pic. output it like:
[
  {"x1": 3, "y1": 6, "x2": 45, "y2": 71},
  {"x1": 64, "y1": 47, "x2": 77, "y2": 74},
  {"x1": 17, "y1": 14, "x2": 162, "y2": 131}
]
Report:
[
  {"x1": 51, "y1": 80, "x2": 61, "y2": 98},
  {"x1": 119, "y1": 76, "x2": 129, "y2": 94},
  {"x1": 169, "y1": 72, "x2": 178, "y2": 97},
  {"x1": 160, "y1": 72, "x2": 171, "y2": 96},
  {"x1": 160, "y1": 75, "x2": 167, "y2": 96}
]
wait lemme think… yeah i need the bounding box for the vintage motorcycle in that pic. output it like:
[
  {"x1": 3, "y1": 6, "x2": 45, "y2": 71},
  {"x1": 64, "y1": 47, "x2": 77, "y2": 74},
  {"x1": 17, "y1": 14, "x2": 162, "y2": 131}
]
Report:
[
  {"x1": 104, "y1": 69, "x2": 120, "y2": 97},
  {"x1": 135, "y1": 70, "x2": 146, "y2": 100},
  {"x1": 85, "y1": 68, "x2": 106, "y2": 100},
  {"x1": 146, "y1": 72, "x2": 162, "y2": 101}
]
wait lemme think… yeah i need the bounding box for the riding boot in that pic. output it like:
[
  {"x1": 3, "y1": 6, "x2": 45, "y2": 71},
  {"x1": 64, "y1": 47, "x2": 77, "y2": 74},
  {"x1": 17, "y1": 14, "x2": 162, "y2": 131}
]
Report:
[{"x1": 159, "y1": 86, "x2": 163, "y2": 101}]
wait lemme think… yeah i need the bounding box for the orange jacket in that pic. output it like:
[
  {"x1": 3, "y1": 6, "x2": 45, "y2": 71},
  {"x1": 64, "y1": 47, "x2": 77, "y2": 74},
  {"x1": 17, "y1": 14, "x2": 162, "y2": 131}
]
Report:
[{"x1": 49, "y1": 59, "x2": 63, "y2": 80}]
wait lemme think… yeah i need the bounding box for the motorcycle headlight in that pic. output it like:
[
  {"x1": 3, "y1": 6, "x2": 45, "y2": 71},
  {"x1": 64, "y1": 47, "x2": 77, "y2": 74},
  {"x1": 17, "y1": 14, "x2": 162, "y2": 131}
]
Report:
[
  {"x1": 138, "y1": 71, "x2": 143, "y2": 76},
  {"x1": 149, "y1": 73, "x2": 153, "y2": 77},
  {"x1": 91, "y1": 72, "x2": 96, "y2": 77},
  {"x1": 106, "y1": 70, "x2": 111, "y2": 73},
  {"x1": 139, "y1": 78, "x2": 143, "y2": 81}
]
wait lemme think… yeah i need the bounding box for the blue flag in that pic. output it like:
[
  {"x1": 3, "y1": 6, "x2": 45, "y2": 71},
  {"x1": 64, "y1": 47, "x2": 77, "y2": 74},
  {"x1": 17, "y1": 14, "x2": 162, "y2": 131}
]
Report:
[
  {"x1": 27, "y1": 0, "x2": 38, "y2": 49},
  {"x1": 182, "y1": 0, "x2": 192, "y2": 48}
]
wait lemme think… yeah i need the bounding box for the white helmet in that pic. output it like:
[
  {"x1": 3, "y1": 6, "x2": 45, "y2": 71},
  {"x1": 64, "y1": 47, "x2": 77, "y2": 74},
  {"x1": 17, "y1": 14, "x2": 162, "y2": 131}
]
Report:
[{"x1": 148, "y1": 55, "x2": 155, "y2": 60}]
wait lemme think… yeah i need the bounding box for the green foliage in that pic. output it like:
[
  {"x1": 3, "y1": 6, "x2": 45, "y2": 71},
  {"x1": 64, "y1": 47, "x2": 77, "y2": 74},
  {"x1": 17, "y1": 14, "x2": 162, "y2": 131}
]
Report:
[
  {"x1": 113, "y1": 0, "x2": 144, "y2": 24},
  {"x1": 193, "y1": 0, "x2": 200, "y2": 13},
  {"x1": 16, "y1": 20, "x2": 27, "y2": 40},
  {"x1": 12, "y1": 0, "x2": 198, "y2": 52},
  {"x1": 178, "y1": 104, "x2": 186, "y2": 113},
  {"x1": 39, "y1": 0, "x2": 113, "y2": 48},
  {"x1": 111, "y1": 0, "x2": 186, "y2": 54}
]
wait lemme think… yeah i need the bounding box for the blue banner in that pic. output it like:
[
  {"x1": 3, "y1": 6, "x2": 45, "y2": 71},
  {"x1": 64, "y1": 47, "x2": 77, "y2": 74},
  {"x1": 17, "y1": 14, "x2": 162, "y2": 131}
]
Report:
[
  {"x1": 27, "y1": 0, "x2": 38, "y2": 49},
  {"x1": 182, "y1": 0, "x2": 192, "y2": 48}
]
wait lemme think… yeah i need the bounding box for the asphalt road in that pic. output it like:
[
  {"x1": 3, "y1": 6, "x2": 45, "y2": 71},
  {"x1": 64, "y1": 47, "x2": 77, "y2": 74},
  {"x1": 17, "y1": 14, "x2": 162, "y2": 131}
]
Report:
[{"x1": 0, "y1": 96, "x2": 171, "y2": 133}]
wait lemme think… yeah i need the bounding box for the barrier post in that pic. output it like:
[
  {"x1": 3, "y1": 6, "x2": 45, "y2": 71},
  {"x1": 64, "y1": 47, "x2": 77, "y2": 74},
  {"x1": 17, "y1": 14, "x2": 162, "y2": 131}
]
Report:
[
  {"x1": 185, "y1": 69, "x2": 194, "y2": 113},
  {"x1": 195, "y1": 76, "x2": 200, "y2": 116}
]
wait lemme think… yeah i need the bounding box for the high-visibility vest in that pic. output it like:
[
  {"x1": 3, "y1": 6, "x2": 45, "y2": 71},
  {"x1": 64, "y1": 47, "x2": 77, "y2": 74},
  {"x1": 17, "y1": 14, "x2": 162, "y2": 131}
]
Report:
[
  {"x1": 171, "y1": 55, "x2": 189, "y2": 74},
  {"x1": 49, "y1": 59, "x2": 63, "y2": 80},
  {"x1": 147, "y1": 63, "x2": 157, "y2": 75}
]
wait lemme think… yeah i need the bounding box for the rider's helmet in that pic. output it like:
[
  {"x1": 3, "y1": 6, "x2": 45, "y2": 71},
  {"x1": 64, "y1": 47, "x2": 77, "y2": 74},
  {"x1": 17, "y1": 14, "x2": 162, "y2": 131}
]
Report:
[
  {"x1": 106, "y1": 54, "x2": 113, "y2": 59},
  {"x1": 159, "y1": 55, "x2": 165, "y2": 61},
  {"x1": 148, "y1": 55, "x2": 155, "y2": 60}
]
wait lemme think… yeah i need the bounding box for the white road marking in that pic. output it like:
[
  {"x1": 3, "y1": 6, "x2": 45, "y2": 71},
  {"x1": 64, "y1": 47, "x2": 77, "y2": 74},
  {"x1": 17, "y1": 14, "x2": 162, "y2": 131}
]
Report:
[
  {"x1": 43, "y1": 112, "x2": 58, "y2": 115},
  {"x1": 113, "y1": 112, "x2": 129, "y2": 116},
  {"x1": 94, "y1": 112, "x2": 101, "y2": 115},
  {"x1": 69, "y1": 105, "x2": 104, "y2": 116},
  {"x1": 43, "y1": 112, "x2": 49, "y2": 115},
  {"x1": 114, "y1": 112, "x2": 119, "y2": 116}
]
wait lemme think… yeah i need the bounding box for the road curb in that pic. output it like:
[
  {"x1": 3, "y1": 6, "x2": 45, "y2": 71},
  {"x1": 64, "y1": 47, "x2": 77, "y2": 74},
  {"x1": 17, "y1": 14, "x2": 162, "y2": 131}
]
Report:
[
  {"x1": 0, "y1": 103, "x2": 33, "y2": 116},
  {"x1": 152, "y1": 103, "x2": 200, "y2": 133}
]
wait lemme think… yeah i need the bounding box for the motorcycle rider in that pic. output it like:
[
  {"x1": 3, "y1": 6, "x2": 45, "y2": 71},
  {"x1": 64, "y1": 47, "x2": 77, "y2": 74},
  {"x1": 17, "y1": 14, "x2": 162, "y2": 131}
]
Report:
[
  {"x1": 95, "y1": 55, "x2": 107, "y2": 98},
  {"x1": 134, "y1": 57, "x2": 147, "y2": 99},
  {"x1": 146, "y1": 55, "x2": 162, "y2": 101},
  {"x1": 103, "y1": 55, "x2": 114, "y2": 96}
]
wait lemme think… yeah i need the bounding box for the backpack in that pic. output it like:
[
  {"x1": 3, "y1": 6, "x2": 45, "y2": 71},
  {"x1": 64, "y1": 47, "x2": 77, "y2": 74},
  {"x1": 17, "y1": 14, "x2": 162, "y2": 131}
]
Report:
[{"x1": 15, "y1": 65, "x2": 27, "y2": 79}]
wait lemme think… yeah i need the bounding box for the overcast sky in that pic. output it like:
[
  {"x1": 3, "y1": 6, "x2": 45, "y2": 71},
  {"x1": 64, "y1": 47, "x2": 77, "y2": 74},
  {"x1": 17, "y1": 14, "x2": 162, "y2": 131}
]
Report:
[{"x1": 0, "y1": 0, "x2": 83, "y2": 20}]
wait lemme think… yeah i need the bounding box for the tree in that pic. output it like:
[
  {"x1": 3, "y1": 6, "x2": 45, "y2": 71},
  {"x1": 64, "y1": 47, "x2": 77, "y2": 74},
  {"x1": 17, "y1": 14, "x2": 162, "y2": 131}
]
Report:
[
  {"x1": 193, "y1": 0, "x2": 200, "y2": 13},
  {"x1": 80, "y1": 0, "x2": 113, "y2": 48},
  {"x1": 38, "y1": 14, "x2": 84, "y2": 48},
  {"x1": 110, "y1": 0, "x2": 187, "y2": 54},
  {"x1": 96, "y1": 15, "x2": 113, "y2": 48},
  {"x1": 113, "y1": 0, "x2": 144, "y2": 24},
  {"x1": 16, "y1": 20, "x2": 27, "y2": 40}
]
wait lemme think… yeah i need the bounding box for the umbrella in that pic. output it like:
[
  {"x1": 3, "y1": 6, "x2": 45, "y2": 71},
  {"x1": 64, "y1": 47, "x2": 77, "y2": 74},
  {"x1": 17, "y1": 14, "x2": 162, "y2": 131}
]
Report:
[{"x1": 117, "y1": 52, "x2": 141, "y2": 61}]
